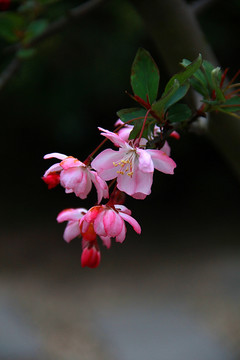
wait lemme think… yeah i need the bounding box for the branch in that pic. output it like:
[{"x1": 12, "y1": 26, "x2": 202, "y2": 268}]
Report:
[
  {"x1": 1, "y1": 0, "x2": 105, "y2": 91},
  {"x1": 4, "y1": 0, "x2": 106, "y2": 55},
  {"x1": 0, "y1": 57, "x2": 20, "y2": 91}
]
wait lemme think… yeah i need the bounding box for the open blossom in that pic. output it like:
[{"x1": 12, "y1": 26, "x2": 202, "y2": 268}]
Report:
[
  {"x1": 91, "y1": 128, "x2": 176, "y2": 199},
  {"x1": 80, "y1": 204, "x2": 141, "y2": 248},
  {"x1": 43, "y1": 152, "x2": 108, "y2": 203}
]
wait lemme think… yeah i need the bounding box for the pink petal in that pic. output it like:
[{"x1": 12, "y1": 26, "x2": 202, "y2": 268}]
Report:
[
  {"x1": 160, "y1": 141, "x2": 171, "y2": 156},
  {"x1": 146, "y1": 149, "x2": 176, "y2": 174},
  {"x1": 73, "y1": 171, "x2": 92, "y2": 198},
  {"x1": 114, "y1": 205, "x2": 132, "y2": 215},
  {"x1": 133, "y1": 168, "x2": 153, "y2": 196},
  {"x1": 117, "y1": 167, "x2": 152, "y2": 198},
  {"x1": 57, "y1": 208, "x2": 87, "y2": 222},
  {"x1": 84, "y1": 206, "x2": 101, "y2": 223},
  {"x1": 117, "y1": 126, "x2": 132, "y2": 142},
  {"x1": 43, "y1": 163, "x2": 62, "y2": 177},
  {"x1": 44, "y1": 152, "x2": 67, "y2": 160},
  {"x1": 90, "y1": 171, "x2": 109, "y2": 204},
  {"x1": 81, "y1": 246, "x2": 100, "y2": 268},
  {"x1": 119, "y1": 212, "x2": 141, "y2": 234},
  {"x1": 131, "y1": 192, "x2": 147, "y2": 200},
  {"x1": 60, "y1": 168, "x2": 92, "y2": 199},
  {"x1": 100, "y1": 236, "x2": 112, "y2": 248},
  {"x1": 60, "y1": 156, "x2": 83, "y2": 170},
  {"x1": 114, "y1": 119, "x2": 124, "y2": 126},
  {"x1": 91, "y1": 148, "x2": 122, "y2": 181},
  {"x1": 103, "y1": 210, "x2": 123, "y2": 237},
  {"x1": 98, "y1": 127, "x2": 127, "y2": 147},
  {"x1": 63, "y1": 221, "x2": 81, "y2": 242},
  {"x1": 116, "y1": 222, "x2": 126, "y2": 243},
  {"x1": 137, "y1": 149, "x2": 154, "y2": 173},
  {"x1": 94, "y1": 210, "x2": 107, "y2": 236},
  {"x1": 60, "y1": 168, "x2": 83, "y2": 189}
]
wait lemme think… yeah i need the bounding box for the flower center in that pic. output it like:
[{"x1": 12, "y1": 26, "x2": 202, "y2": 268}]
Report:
[{"x1": 113, "y1": 150, "x2": 137, "y2": 177}]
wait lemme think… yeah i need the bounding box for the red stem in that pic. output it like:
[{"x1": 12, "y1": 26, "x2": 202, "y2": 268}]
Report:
[{"x1": 134, "y1": 109, "x2": 151, "y2": 147}]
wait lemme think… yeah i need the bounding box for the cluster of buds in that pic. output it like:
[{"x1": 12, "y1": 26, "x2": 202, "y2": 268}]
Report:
[{"x1": 42, "y1": 122, "x2": 176, "y2": 268}]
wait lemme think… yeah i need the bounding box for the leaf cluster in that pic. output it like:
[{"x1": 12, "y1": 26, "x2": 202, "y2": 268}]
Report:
[{"x1": 117, "y1": 48, "x2": 202, "y2": 145}]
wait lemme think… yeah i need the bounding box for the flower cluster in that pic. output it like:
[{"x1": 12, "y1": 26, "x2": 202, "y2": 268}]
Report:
[
  {"x1": 43, "y1": 120, "x2": 176, "y2": 268},
  {"x1": 42, "y1": 119, "x2": 176, "y2": 268},
  {"x1": 42, "y1": 49, "x2": 240, "y2": 269}
]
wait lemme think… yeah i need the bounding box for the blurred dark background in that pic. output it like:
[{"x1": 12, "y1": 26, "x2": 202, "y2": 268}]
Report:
[{"x1": 0, "y1": 1, "x2": 240, "y2": 359}]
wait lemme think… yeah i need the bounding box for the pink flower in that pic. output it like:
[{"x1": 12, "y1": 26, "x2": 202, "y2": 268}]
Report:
[
  {"x1": 91, "y1": 128, "x2": 176, "y2": 199},
  {"x1": 43, "y1": 152, "x2": 109, "y2": 203},
  {"x1": 57, "y1": 208, "x2": 100, "y2": 268},
  {"x1": 80, "y1": 204, "x2": 141, "y2": 248},
  {"x1": 57, "y1": 207, "x2": 88, "y2": 242}
]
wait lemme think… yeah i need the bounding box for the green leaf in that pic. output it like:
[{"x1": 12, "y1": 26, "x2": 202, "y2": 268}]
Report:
[
  {"x1": 128, "y1": 119, "x2": 144, "y2": 140},
  {"x1": 0, "y1": 13, "x2": 25, "y2": 43},
  {"x1": 211, "y1": 67, "x2": 225, "y2": 102},
  {"x1": 201, "y1": 60, "x2": 216, "y2": 89},
  {"x1": 23, "y1": 19, "x2": 48, "y2": 43},
  {"x1": 167, "y1": 104, "x2": 192, "y2": 123},
  {"x1": 152, "y1": 79, "x2": 180, "y2": 116},
  {"x1": 164, "y1": 83, "x2": 190, "y2": 109},
  {"x1": 164, "y1": 54, "x2": 202, "y2": 94},
  {"x1": 181, "y1": 58, "x2": 210, "y2": 97},
  {"x1": 117, "y1": 107, "x2": 147, "y2": 123},
  {"x1": 17, "y1": 48, "x2": 36, "y2": 59},
  {"x1": 220, "y1": 96, "x2": 240, "y2": 112},
  {"x1": 131, "y1": 48, "x2": 160, "y2": 104}
]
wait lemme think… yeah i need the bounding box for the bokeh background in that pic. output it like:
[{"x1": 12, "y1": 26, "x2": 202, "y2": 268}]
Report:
[{"x1": 1, "y1": 0, "x2": 240, "y2": 359}]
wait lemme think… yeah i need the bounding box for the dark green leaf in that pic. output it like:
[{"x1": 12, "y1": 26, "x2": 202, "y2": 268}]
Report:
[
  {"x1": 181, "y1": 58, "x2": 210, "y2": 97},
  {"x1": 201, "y1": 60, "x2": 216, "y2": 89},
  {"x1": 220, "y1": 96, "x2": 240, "y2": 112},
  {"x1": 131, "y1": 48, "x2": 160, "y2": 104},
  {"x1": 188, "y1": 78, "x2": 209, "y2": 97},
  {"x1": 24, "y1": 19, "x2": 48, "y2": 43},
  {"x1": 152, "y1": 79, "x2": 180, "y2": 116},
  {"x1": 164, "y1": 83, "x2": 190, "y2": 109},
  {"x1": 167, "y1": 104, "x2": 192, "y2": 123},
  {"x1": 117, "y1": 107, "x2": 147, "y2": 123},
  {"x1": 164, "y1": 54, "x2": 202, "y2": 94},
  {"x1": 128, "y1": 119, "x2": 144, "y2": 140},
  {"x1": 17, "y1": 48, "x2": 36, "y2": 59},
  {"x1": 211, "y1": 67, "x2": 225, "y2": 102}
]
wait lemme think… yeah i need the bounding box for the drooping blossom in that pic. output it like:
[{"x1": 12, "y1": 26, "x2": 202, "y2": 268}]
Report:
[
  {"x1": 80, "y1": 203, "x2": 141, "y2": 248},
  {"x1": 57, "y1": 207, "x2": 100, "y2": 268},
  {"x1": 91, "y1": 128, "x2": 176, "y2": 199},
  {"x1": 57, "y1": 204, "x2": 140, "y2": 268},
  {"x1": 43, "y1": 152, "x2": 109, "y2": 203}
]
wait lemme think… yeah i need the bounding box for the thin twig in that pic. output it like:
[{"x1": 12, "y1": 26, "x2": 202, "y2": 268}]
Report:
[
  {"x1": 0, "y1": 57, "x2": 20, "y2": 91},
  {"x1": 1, "y1": 0, "x2": 105, "y2": 91},
  {"x1": 4, "y1": 0, "x2": 106, "y2": 56}
]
